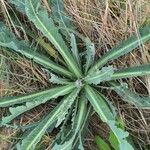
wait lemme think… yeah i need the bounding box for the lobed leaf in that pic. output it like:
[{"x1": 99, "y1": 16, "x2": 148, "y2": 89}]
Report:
[
  {"x1": 110, "y1": 82, "x2": 150, "y2": 109},
  {"x1": 108, "y1": 121, "x2": 134, "y2": 150},
  {"x1": 84, "y1": 38, "x2": 95, "y2": 74},
  {"x1": 49, "y1": 0, "x2": 76, "y2": 40},
  {"x1": 25, "y1": 0, "x2": 82, "y2": 78},
  {"x1": 85, "y1": 85, "x2": 115, "y2": 122},
  {"x1": 85, "y1": 85, "x2": 133, "y2": 150},
  {"x1": 0, "y1": 22, "x2": 73, "y2": 78},
  {"x1": 10, "y1": 0, "x2": 75, "y2": 44},
  {"x1": 86, "y1": 63, "x2": 150, "y2": 84},
  {"x1": 1, "y1": 103, "x2": 37, "y2": 126},
  {"x1": 84, "y1": 66, "x2": 114, "y2": 85},
  {"x1": 19, "y1": 89, "x2": 80, "y2": 150},
  {"x1": 49, "y1": 73, "x2": 72, "y2": 85},
  {"x1": 70, "y1": 33, "x2": 81, "y2": 68},
  {"x1": 55, "y1": 89, "x2": 81, "y2": 128},
  {"x1": 52, "y1": 97, "x2": 90, "y2": 150},
  {"x1": 9, "y1": 0, "x2": 64, "y2": 64},
  {"x1": 89, "y1": 24, "x2": 150, "y2": 73},
  {"x1": 72, "y1": 101, "x2": 92, "y2": 150},
  {"x1": 0, "y1": 84, "x2": 75, "y2": 107},
  {"x1": 51, "y1": 99, "x2": 79, "y2": 148},
  {"x1": 111, "y1": 64, "x2": 150, "y2": 80}
]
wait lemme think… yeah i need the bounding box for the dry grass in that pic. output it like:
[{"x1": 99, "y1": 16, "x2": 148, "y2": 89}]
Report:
[{"x1": 0, "y1": 0, "x2": 150, "y2": 149}]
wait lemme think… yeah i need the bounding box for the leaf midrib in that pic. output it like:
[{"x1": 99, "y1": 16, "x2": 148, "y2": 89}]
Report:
[
  {"x1": 27, "y1": 0, "x2": 81, "y2": 78},
  {"x1": 25, "y1": 109, "x2": 58, "y2": 150},
  {"x1": 85, "y1": 86, "x2": 108, "y2": 122},
  {"x1": 89, "y1": 33, "x2": 150, "y2": 73},
  {"x1": 1, "y1": 85, "x2": 74, "y2": 106},
  {"x1": 26, "y1": 89, "x2": 78, "y2": 150},
  {"x1": 23, "y1": 50, "x2": 73, "y2": 77}
]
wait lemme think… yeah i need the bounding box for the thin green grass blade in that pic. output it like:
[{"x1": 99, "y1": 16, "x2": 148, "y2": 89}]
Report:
[
  {"x1": 95, "y1": 135, "x2": 111, "y2": 150},
  {"x1": 25, "y1": 0, "x2": 82, "y2": 78},
  {"x1": 111, "y1": 64, "x2": 150, "y2": 80},
  {"x1": 0, "y1": 84, "x2": 75, "y2": 107},
  {"x1": 89, "y1": 25, "x2": 150, "y2": 73},
  {"x1": 19, "y1": 89, "x2": 80, "y2": 150}
]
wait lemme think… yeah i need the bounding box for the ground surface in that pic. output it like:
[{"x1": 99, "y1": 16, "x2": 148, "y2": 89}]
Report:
[{"x1": 0, "y1": 0, "x2": 150, "y2": 149}]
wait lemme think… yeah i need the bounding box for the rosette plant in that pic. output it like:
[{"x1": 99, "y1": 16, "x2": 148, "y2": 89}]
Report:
[{"x1": 0, "y1": 0, "x2": 150, "y2": 150}]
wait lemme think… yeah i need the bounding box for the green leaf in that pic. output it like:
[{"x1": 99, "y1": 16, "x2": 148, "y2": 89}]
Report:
[
  {"x1": 89, "y1": 24, "x2": 150, "y2": 73},
  {"x1": 1, "y1": 87, "x2": 73, "y2": 125},
  {"x1": 84, "y1": 85, "x2": 115, "y2": 122},
  {"x1": 1, "y1": 102, "x2": 38, "y2": 126},
  {"x1": 108, "y1": 121, "x2": 134, "y2": 150},
  {"x1": 111, "y1": 64, "x2": 150, "y2": 80},
  {"x1": 25, "y1": 0, "x2": 82, "y2": 78},
  {"x1": 52, "y1": 140, "x2": 73, "y2": 150},
  {"x1": 10, "y1": 0, "x2": 25, "y2": 13},
  {"x1": 19, "y1": 89, "x2": 79, "y2": 150},
  {"x1": 84, "y1": 38, "x2": 95, "y2": 74},
  {"x1": 109, "y1": 131, "x2": 120, "y2": 150},
  {"x1": 95, "y1": 135, "x2": 111, "y2": 150},
  {"x1": 110, "y1": 82, "x2": 150, "y2": 109},
  {"x1": 0, "y1": 22, "x2": 73, "y2": 78},
  {"x1": 51, "y1": 100, "x2": 78, "y2": 146},
  {"x1": 85, "y1": 85, "x2": 133, "y2": 150},
  {"x1": 8, "y1": 1, "x2": 64, "y2": 64},
  {"x1": 87, "y1": 64, "x2": 150, "y2": 83},
  {"x1": 108, "y1": 118, "x2": 126, "y2": 150},
  {"x1": 49, "y1": 73, "x2": 72, "y2": 85},
  {"x1": 55, "y1": 90, "x2": 81, "y2": 128},
  {"x1": 0, "y1": 84, "x2": 75, "y2": 107},
  {"x1": 72, "y1": 101, "x2": 92, "y2": 150},
  {"x1": 84, "y1": 66, "x2": 114, "y2": 85},
  {"x1": 10, "y1": 0, "x2": 75, "y2": 44},
  {"x1": 52, "y1": 97, "x2": 89, "y2": 150},
  {"x1": 70, "y1": 33, "x2": 81, "y2": 68},
  {"x1": 49, "y1": 0, "x2": 76, "y2": 39},
  {"x1": 51, "y1": 99, "x2": 78, "y2": 147}
]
